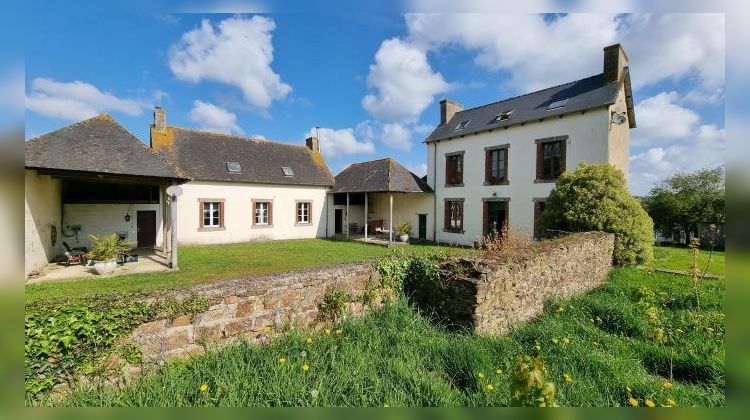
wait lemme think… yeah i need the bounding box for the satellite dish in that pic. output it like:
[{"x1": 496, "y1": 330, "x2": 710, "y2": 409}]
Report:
[
  {"x1": 166, "y1": 185, "x2": 183, "y2": 197},
  {"x1": 612, "y1": 112, "x2": 627, "y2": 125}
]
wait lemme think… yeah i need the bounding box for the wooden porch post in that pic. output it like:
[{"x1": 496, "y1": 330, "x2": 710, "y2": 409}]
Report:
[
  {"x1": 346, "y1": 192, "x2": 350, "y2": 239},
  {"x1": 169, "y1": 193, "x2": 178, "y2": 269},
  {"x1": 389, "y1": 192, "x2": 393, "y2": 244},
  {"x1": 364, "y1": 192, "x2": 368, "y2": 240}
]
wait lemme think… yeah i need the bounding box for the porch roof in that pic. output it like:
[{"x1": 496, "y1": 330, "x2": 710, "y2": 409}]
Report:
[
  {"x1": 25, "y1": 115, "x2": 184, "y2": 182},
  {"x1": 332, "y1": 158, "x2": 432, "y2": 194}
]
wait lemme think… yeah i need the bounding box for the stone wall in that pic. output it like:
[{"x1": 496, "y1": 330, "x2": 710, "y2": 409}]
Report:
[
  {"x1": 129, "y1": 261, "x2": 379, "y2": 364},
  {"x1": 423, "y1": 232, "x2": 615, "y2": 335}
]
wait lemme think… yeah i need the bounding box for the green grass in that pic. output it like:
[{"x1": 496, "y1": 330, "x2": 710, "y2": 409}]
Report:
[
  {"x1": 645, "y1": 245, "x2": 725, "y2": 276},
  {"x1": 25, "y1": 239, "x2": 471, "y2": 304},
  {"x1": 41, "y1": 268, "x2": 725, "y2": 407}
]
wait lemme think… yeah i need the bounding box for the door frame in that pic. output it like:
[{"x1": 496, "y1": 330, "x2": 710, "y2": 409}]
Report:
[
  {"x1": 334, "y1": 208, "x2": 344, "y2": 234},
  {"x1": 482, "y1": 198, "x2": 510, "y2": 237},
  {"x1": 417, "y1": 213, "x2": 427, "y2": 240},
  {"x1": 136, "y1": 210, "x2": 157, "y2": 248}
]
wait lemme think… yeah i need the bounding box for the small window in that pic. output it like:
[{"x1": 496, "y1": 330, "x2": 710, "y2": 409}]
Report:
[
  {"x1": 254, "y1": 201, "x2": 272, "y2": 226},
  {"x1": 547, "y1": 99, "x2": 568, "y2": 110},
  {"x1": 485, "y1": 148, "x2": 508, "y2": 184},
  {"x1": 226, "y1": 161, "x2": 242, "y2": 173},
  {"x1": 445, "y1": 153, "x2": 464, "y2": 186},
  {"x1": 455, "y1": 120, "x2": 470, "y2": 130},
  {"x1": 202, "y1": 202, "x2": 221, "y2": 227},
  {"x1": 541, "y1": 141, "x2": 564, "y2": 179},
  {"x1": 492, "y1": 110, "x2": 514, "y2": 123},
  {"x1": 296, "y1": 201, "x2": 311, "y2": 224},
  {"x1": 282, "y1": 166, "x2": 294, "y2": 177},
  {"x1": 444, "y1": 200, "x2": 464, "y2": 232}
]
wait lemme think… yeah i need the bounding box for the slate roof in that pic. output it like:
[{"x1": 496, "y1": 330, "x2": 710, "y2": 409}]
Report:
[
  {"x1": 333, "y1": 158, "x2": 432, "y2": 193},
  {"x1": 426, "y1": 72, "x2": 634, "y2": 143},
  {"x1": 25, "y1": 115, "x2": 181, "y2": 179},
  {"x1": 159, "y1": 127, "x2": 334, "y2": 187}
]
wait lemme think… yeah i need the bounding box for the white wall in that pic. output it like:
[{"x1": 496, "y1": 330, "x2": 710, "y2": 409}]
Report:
[
  {"x1": 428, "y1": 107, "x2": 612, "y2": 245},
  {"x1": 62, "y1": 203, "x2": 163, "y2": 250},
  {"x1": 177, "y1": 181, "x2": 330, "y2": 245},
  {"x1": 368, "y1": 192, "x2": 433, "y2": 240},
  {"x1": 25, "y1": 170, "x2": 62, "y2": 277}
]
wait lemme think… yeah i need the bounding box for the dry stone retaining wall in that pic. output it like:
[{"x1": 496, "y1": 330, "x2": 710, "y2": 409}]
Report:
[{"x1": 129, "y1": 262, "x2": 379, "y2": 364}]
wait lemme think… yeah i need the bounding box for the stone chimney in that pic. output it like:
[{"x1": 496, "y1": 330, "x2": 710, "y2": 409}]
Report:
[
  {"x1": 150, "y1": 107, "x2": 173, "y2": 151},
  {"x1": 440, "y1": 99, "x2": 463, "y2": 125},
  {"x1": 603, "y1": 43, "x2": 629, "y2": 84},
  {"x1": 305, "y1": 136, "x2": 320, "y2": 153}
]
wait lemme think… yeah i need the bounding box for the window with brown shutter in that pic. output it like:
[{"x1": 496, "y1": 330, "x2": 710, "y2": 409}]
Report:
[
  {"x1": 198, "y1": 198, "x2": 225, "y2": 231},
  {"x1": 445, "y1": 152, "x2": 464, "y2": 186},
  {"x1": 295, "y1": 201, "x2": 312, "y2": 225},
  {"x1": 443, "y1": 199, "x2": 464, "y2": 232},
  {"x1": 535, "y1": 136, "x2": 568, "y2": 181},
  {"x1": 485, "y1": 145, "x2": 509, "y2": 185}
]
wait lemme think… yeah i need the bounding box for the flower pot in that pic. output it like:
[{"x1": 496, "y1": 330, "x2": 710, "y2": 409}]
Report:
[
  {"x1": 399, "y1": 234, "x2": 409, "y2": 243},
  {"x1": 93, "y1": 260, "x2": 117, "y2": 275}
]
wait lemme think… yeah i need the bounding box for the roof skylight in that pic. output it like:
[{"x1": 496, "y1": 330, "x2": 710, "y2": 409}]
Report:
[
  {"x1": 455, "y1": 120, "x2": 471, "y2": 130},
  {"x1": 282, "y1": 166, "x2": 294, "y2": 177},
  {"x1": 492, "y1": 110, "x2": 514, "y2": 123},
  {"x1": 226, "y1": 161, "x2": 242, "y2": 173},
  {"x1": 547, "y1": 99, "x2": 568, "y2": 110}
]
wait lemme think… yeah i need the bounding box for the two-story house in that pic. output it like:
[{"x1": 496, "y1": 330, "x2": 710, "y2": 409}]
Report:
[{"x1": 424, "y1": 43, "x2": 636, "y2": 245}]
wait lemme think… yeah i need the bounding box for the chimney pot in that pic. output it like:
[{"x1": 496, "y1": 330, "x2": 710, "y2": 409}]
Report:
[
  {"x1": 440, "y1": 99, "x2": 463, "y2": 125},
  {"x1": 153, "y1": 107, "x2": 167, "y2": 132},
  {"x1": 305, "y1": 136, "x2": 320, "y2": 153},
  {"x1": 603, "y1": 43, "x2": 629, "y2": 84}
]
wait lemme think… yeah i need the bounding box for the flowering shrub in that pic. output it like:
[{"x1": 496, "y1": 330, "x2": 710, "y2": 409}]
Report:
[{"x1": 510, "y1": 355, "x2": 558, "y2": 407}]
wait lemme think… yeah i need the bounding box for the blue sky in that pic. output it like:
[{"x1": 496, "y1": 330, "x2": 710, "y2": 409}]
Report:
[{"x1": 24, "y1": 10, "x2": 725, "y2": 195}]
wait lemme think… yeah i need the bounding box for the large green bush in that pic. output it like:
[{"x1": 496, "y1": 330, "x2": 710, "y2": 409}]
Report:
[{"x1": 538, "y1": 162, "x2": 654, "y2": 266}]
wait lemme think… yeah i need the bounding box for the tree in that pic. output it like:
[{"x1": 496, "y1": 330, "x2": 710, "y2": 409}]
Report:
[
  {"x1": 539, "y1": 162, "x2": 654, "y2": 266},
  {"x1": 643, "y1": 167, "x2": 725, "y2": 246}
]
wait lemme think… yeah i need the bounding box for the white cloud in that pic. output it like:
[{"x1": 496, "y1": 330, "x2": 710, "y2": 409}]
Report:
[
  {"x1": 629, "y1": 124, "x2": 725, "y2": 195},
  {"x1": 25, "y1": 78, "x2": 147, "y2": 121},
  {"x1": 169, "y1": 15, "x2": 291, "y2": 109},
  {"x1": 361, "y1": 38, "x2": 450, "y2": 123},
  {"x1": 188, "y1": 100, "x2": 244, "y2": 134},
  {"x1": 632, "y1": 92, "x2": 700, "y2": 145},
  {"x1": 381, "y1": 123, "x2": 413, "y2": 151},
  {"x1": 305, "y1": 126, "x2": 375, "y2": 159}
]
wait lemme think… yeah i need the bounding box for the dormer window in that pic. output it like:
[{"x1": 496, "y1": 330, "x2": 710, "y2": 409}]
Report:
[
  {"x1": 226, "y1": 161, "x2": 242, "y2": 173},
  {"x1": 455, "y1": 120, "x2": 470, "y2": 130},
  {"x1": 547, "y1": 99, "x2": 568, "y2": 110},
  {"x1": 281, "y1": 166, "x2": 294, "y2": 177},
  {"x1": 492, "y1": 110, "x2": 514, "y2": 123}
]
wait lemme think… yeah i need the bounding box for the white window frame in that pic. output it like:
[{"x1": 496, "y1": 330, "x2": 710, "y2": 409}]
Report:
[
  {"x1": 297, "y1": 201, "x2": 311, "y2": 224},
  {"x1": 255, "y1": 201, "x2": 270, "y2": 225},
  {"x1": 203, "y1": 202, "x2": 221, "y2": 227}
]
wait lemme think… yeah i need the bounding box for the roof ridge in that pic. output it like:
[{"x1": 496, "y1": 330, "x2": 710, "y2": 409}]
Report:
[
  {"x1": 453, "y1": 73, "x2": 604, "y2": 116},
  {"x1": 349, "y1": 157, "x2": 392, "y2": 166},
  {"x1": 26, "y1": 114, "x2": 114, "y2": 143},
  {"x1": 170, "y1": 125, "x2": 307, "y2": 150}
]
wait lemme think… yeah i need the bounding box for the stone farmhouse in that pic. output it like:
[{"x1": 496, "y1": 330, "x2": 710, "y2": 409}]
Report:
[{"x1": 24, "y1": 43, "x2": 635, "y2": 277}]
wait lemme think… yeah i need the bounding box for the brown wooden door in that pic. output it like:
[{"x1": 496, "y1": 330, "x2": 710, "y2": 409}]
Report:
[{"x1": 137, "y1": 210, "x2": 157, "y2": 247}]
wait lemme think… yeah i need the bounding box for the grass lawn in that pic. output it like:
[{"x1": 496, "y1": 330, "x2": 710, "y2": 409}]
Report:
[
  {"x1": 25, "y1": 239, "x2": 472, "y2": 303},
  {"x1": 41, "y1": 268, "x2": 725, "y2": 407},
  {"x1": 645, "y1": 245, "x2": 725, "y2": 276}
]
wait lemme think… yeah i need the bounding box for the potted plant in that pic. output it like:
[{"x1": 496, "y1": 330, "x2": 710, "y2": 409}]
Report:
[
  {"x1": 87, "y1": 233, "x2": 131, "y2": 275},
  {"x1": 397, "y1": 221, "x2": 411, "y2": 243}
]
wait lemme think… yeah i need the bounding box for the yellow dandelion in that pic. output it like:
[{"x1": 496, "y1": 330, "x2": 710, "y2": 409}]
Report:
[
  {"x1": 556, "y1": 306, "x2": 565, "y2": 314},
  {"x1": 706, "y1": 327, "x2": 715, "y2": 332},
  {"x1": 335, "y1": 328, "x2": 343, "y2": 335},
  {"x1": 199, "y1": 383, "x2": 208, "y2": 393},
  {"x1": 645, "y1": 399, "x2": 655, "y2": 408},
  {"x1": 676, "y1": 328, "x2": 684, "y2": 333},
  {"x1": 564, "y1": 372, "x2": 573, "y2": 383},
  {"x1": 552, "y1": 338, "x2": 559, "y2": 344},
  {"x1": 626, "y1": 385, "x2": 632, "y2": 393},
  {"x1": 534, "y1": 341, "x2": 541, "y2": 351},
  {"x1": 263, "y1": 326, "x2": 272, "y2": 333},
  {"x1": 486, "y1": 383, "x2": 494, "y2": 391},
  {"x1": 563, "y1": 337, "x2": 571, "y2": 344},
  {"x1": 324, "y1": 327, "x2": 332, "y2": 334},
  {"x1": 592, "y1": 341, "x2": 599, "y2": 347},
  {"x1": 661, "y1": 381, "x2": 673, "y2": 390},
  {"x1": 628, "y1": 397, "x2": 639, "y2": 407},
  {"x1": 278, "y1": 357, "x2": 286, "y2": 364},
  {"x1": 495, "y1": 368, "x2": 503, "y2": 375},
  {"x1": 306, "y1": 337, "x2": 313, "y2": 344},
  {"x1": 302, "y1": 363, "x2": 310, "y2": 372},
  {"x1": 477, "y1": 372, "x2": 485, "y2": 379},
  {"x1": 663, "y1": 398, "x2": 677, "y2": 407}
]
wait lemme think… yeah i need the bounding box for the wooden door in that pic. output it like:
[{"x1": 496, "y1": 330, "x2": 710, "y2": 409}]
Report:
[
  {"x1": 335, "y1": 209, "x2": 343, "y2": 234},
  {"x1": 418, "y1": 214, "x2": 427, "y2": 239},
  {"x1": 137, "y1": 210, "x2": 157, "y2": 247}
]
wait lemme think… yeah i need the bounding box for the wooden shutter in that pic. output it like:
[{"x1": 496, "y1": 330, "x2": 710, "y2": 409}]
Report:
[
  {"x1": 268, "y1": 202, "x2": 273, "y2": 225},
  {"x1": 559, "y1": 139, "x2": 567, "y2": 174},
  {"x1": 444, "y1": 202, "x2": 450, "y2": 230},
  {"x1": 503, "y1": 149, "x2": 509, "y2": 182},
  {"x1": 219, "y1": 201, "x2": 225, "y2": 227},
  {"x1": 536, "y1": 143, "x2": 544, "y2": 180},
  {"x1": 445, "y1": 157, "x2": 452, "y2": 185},
  {"x1": 308, "y1": 202, "x2": 312, "y2": 224},
  {"x1": 199, "y1": 201, "x2": 204, "y2": 228},
  {"x1": 482, "y1": 201, "x2": 488, "y2": 236}
]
